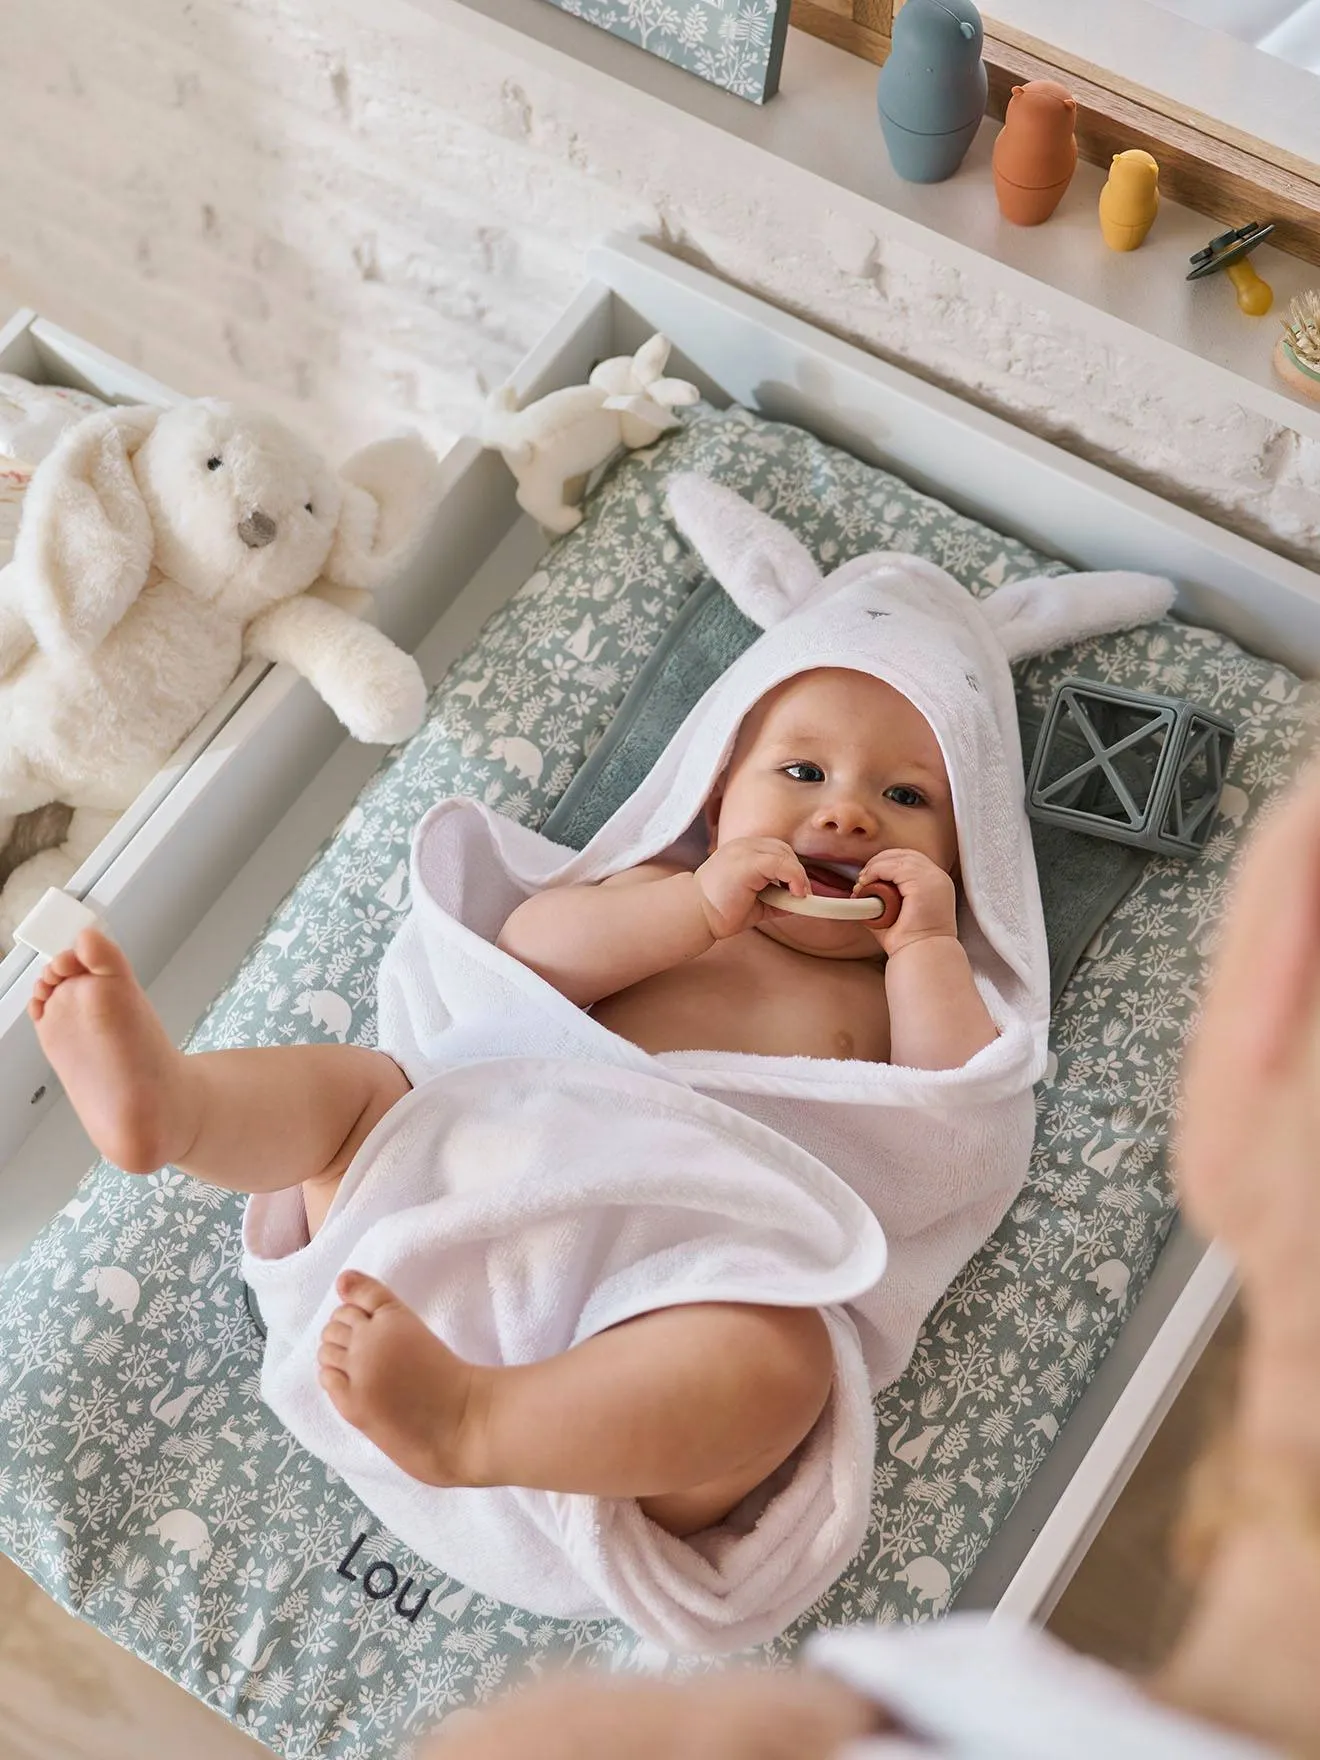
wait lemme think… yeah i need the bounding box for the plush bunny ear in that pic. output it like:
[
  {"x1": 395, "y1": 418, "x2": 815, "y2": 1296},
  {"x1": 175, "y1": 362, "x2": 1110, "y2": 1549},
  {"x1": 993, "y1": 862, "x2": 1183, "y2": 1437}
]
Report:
[
  {"x1": 589, "y1": 334, "x2": 675, "y2": 398},
  {"x1": 16, "y1": 405, "x2": 159, "y2": 656},
  {"x1": 324, "y1": 433, "x2": 441, "y2": 593},
  {"x1": 631, "y1": 333, "x2": 672, "y2": 384},
  {"x1": 666, "y1": 474, "x2": 822, "y2": 629},
  {"x1": 980, "y1": 569, "x2": 1177, "y2": 662}
]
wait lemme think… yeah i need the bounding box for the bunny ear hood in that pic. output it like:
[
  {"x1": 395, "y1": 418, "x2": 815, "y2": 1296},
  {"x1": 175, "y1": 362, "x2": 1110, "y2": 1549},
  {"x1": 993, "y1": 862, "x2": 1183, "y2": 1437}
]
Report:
[
  {"x1": 663, "y1": 472, "x2": 825, "y2": 626},
  {"x1": 536, "y1": 475, "x2": 1175, "y2": 1049}
]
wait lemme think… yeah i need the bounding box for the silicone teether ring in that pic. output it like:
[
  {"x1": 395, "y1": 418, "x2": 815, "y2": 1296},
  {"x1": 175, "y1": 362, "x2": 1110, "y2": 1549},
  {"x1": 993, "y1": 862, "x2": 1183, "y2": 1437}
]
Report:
[{"x1": 758, "y1": 885, "x2": 887, "y2": 920}]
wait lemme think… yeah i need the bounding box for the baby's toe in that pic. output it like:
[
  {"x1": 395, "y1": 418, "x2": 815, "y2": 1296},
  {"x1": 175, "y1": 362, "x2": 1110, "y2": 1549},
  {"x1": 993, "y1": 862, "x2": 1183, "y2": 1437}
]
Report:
[
  {"x1": 49, "y1": 948, "x2": 83, "y2": 979},
  {"x1": 75, "y1": 929, "x2": 127, "y2": 977},
  {"x1": 335, "y1": 1269, "x2": 396, "y2": 1314},
  {"x1": 321, "y1": 1318, "x2": 353, "y2": 1350},
  {"x1": 317, "y1": 1337, "x2": 348, "y2": 1372}
]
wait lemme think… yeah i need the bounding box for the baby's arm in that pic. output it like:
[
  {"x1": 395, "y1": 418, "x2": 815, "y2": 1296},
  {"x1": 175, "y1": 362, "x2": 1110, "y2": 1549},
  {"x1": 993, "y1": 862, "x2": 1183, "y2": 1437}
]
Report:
[
  {"x1": 855, "y1": 848, "x2": 998, "y2": 1070},
  {"x1": 496, "y1": 838, "x2": 810, "y2": 1009},
  {"x1": 883, "y1": 936, "x2": 998, "y2": 1070},
  {"x1": 496, "y1": 863, "x2": 714, "y2": 1008}
]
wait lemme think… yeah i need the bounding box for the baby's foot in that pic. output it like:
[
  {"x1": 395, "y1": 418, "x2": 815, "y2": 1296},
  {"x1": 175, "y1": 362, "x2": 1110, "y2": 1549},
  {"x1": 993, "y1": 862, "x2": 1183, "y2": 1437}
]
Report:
[
  {"x1": 317, "y1": 1271, "x2": 487, "y2": 1488},
  {"x1": 29, "y1": 929, "x2": 197, "y2": 1175}
]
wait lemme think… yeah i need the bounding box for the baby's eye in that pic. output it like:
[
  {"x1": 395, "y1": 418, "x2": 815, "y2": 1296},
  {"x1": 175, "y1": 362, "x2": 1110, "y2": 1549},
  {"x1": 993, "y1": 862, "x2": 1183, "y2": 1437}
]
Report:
[
  {"x1": 886, "y1": 786, "x2": 926, "y2": 808},
  {"x1": 783, "y1": 762, "x2": 825, "y2": 783}
]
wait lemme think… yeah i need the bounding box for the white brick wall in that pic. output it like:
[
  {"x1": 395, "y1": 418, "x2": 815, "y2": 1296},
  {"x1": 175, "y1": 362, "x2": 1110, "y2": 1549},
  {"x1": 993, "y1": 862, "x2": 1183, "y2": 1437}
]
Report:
[{"x1": 4, "y1": 0, "x2": 1318, "y2": 556}]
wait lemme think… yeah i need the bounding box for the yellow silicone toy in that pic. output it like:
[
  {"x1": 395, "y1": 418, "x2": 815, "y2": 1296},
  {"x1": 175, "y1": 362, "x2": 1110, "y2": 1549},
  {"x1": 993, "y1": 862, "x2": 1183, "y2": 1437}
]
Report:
[{"x1": 1099, "y1": 149, "x2": 1160, "y2": 251}]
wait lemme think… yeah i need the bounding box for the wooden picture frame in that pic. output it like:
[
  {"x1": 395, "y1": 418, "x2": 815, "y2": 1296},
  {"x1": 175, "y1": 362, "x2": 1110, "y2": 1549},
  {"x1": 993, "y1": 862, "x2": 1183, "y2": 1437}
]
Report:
[{"x1": 788, "y1": 1, "x2": 1320, "y2": 267}]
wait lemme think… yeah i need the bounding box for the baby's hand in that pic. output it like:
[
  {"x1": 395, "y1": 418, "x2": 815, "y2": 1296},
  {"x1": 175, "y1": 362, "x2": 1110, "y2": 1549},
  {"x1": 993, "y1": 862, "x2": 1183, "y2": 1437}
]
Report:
[
  {"x1": 695, "y1": 837, "x2": 808, "y2": 939},
  {"x1": 854, "y1": 849, "x2": 958, "y2": 957}
]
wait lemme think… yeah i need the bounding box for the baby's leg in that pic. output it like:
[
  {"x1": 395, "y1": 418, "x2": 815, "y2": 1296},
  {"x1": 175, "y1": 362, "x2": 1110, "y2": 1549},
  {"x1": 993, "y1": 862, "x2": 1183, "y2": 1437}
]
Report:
[
  {"x1": 319, "y1": 1274, "x2": 835, "y2": 1537},
  {"x1": 30, "y1": 930, "x2": 409, "y2": 1198}
]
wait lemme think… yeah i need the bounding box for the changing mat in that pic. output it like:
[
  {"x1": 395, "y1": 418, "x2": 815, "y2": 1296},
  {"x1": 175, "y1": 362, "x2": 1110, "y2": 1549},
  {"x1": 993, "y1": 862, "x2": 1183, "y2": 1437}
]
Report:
[{"x1": 0, "y1": 402, "x2": 1311, "y2": 1760}]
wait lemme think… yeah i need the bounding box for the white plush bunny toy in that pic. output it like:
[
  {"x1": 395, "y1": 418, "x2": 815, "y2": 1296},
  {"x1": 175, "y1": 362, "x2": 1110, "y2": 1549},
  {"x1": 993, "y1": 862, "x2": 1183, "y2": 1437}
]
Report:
[
  {"x1": 0, "y1": 398, "x2": 439, "y2": 943},
  {"x1": 480, "y1": 334, "x2": 699, "y2": 534}
]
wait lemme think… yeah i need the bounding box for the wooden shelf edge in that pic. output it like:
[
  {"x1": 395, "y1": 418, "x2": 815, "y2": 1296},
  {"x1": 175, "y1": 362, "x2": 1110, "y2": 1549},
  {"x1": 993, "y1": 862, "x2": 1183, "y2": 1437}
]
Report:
[{"x1": 790, "y1": 0, "x2": 888, "y2": 65}]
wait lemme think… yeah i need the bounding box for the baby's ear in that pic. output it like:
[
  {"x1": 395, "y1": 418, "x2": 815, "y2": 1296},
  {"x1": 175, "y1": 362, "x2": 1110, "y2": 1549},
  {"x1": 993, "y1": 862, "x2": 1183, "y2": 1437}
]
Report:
[
  {"x1": 980, "y1": 570, "x2": 1177, "y2": 661},
  {"x1": 666, "y1": 475, "x2": 821, "y2": 628}
]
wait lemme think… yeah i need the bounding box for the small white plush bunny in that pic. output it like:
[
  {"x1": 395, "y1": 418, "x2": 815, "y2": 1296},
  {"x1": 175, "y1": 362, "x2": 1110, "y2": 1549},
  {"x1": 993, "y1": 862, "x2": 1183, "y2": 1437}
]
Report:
[
  {"x1": 0, "y1": 398, "x2": 440, "y2": 943},
  {"x1": 480, "y1": 334, "x2": 699, "y2": 534}
]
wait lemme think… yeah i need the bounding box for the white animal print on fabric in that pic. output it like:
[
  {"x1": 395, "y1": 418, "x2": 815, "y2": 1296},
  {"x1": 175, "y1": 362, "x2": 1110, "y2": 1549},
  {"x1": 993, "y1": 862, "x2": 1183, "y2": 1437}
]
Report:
[{"x1": 0, "y1": 403, "x2": 1313, "y2": 1760}]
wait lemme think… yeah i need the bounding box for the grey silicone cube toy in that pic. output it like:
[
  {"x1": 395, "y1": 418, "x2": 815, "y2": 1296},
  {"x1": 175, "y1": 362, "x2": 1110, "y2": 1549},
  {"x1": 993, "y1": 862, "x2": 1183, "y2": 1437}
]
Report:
[{"x1": 1025, "y1": 678, "x2": 1236, "y2": 855}]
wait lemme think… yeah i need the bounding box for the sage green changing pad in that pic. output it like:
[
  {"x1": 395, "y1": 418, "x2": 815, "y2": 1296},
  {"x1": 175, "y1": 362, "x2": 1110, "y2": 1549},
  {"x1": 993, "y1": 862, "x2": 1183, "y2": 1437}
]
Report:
[{"x1": 0, "y1": 402, "x2": 1309, "y2": 1760}]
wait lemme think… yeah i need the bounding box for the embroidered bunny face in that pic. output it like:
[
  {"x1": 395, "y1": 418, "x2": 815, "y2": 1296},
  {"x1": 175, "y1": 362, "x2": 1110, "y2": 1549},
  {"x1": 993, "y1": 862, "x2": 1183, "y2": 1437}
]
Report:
[{"x1": 132, "y1": 401, "x2": 343, "y2": 624}]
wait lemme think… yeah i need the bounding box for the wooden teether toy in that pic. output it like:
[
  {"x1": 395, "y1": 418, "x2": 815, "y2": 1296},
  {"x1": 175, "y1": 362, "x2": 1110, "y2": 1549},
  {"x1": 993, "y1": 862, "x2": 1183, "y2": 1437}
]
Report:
[{"x1": 759, "y1": 880, "x2": 903, "y2": 922}]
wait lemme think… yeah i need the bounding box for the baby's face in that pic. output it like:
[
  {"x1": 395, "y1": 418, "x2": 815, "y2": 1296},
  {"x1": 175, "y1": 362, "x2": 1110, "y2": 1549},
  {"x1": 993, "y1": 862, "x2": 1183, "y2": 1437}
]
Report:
[{"x1": 706, "y1": 668, "x2": 959, "y2": 959}]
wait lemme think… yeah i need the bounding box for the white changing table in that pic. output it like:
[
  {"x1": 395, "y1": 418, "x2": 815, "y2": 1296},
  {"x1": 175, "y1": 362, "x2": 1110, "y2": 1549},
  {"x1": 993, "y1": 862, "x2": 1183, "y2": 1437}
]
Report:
[{"x1": 2, "y1": 233, "x2": 1315, "y2": 1629}]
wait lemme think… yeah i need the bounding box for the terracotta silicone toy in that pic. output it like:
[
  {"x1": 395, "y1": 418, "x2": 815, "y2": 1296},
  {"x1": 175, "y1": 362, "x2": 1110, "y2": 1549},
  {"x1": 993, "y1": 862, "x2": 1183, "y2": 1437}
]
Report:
[
  {"x1": 877, "y1": 0, "x2": 987, "y2": 184},
  {"x1": 992, "y1": 79, "x2": 1078, "y2": 225},
  {"x1": 1187, "y1": 221, "x2": 1275, "y2": 317},
  {"x1": 1098, "y1": 149, "x2": 1160, "y2": 251}
]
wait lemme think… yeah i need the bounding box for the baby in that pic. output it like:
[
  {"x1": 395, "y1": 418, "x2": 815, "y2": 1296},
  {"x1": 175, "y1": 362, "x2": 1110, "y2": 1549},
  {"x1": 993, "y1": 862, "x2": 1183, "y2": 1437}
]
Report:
[{"x1": 30, "y1": 665, "x2": 994, "y2": 1541}]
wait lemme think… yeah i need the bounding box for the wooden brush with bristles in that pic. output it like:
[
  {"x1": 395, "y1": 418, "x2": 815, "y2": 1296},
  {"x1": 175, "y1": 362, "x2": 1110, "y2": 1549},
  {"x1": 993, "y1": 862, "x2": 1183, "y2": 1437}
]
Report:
[
  {"x1": 1275, "y1": 290, "x2": 1320, "y2": 401},
  {"x1": 1282, "y1": 289, "x2": 1320, "y2": 369}
]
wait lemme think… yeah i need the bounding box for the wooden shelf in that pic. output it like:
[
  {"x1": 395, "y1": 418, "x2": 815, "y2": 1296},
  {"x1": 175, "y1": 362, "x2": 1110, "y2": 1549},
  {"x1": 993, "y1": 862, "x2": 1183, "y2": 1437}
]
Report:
[
  {"x1": 789, "y1": 0, "x2": 1320, "y2": 266},
  {"x1": 415, "y1": 0, "x2": 1320, "y2": 443}
]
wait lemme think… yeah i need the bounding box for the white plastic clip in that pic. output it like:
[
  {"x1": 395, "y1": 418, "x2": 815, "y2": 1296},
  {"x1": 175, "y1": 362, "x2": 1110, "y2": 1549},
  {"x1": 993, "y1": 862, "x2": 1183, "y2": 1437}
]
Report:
[{"x1": 13, "y1": 888, "x2": 103, "y2": 960}]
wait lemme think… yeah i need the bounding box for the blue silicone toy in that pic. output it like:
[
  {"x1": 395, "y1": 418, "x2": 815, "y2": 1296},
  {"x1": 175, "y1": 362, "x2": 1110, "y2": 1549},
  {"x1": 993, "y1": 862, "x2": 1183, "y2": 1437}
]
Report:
[{"x1": 877, "y1": 0, "x2": 988, "y2": 184}]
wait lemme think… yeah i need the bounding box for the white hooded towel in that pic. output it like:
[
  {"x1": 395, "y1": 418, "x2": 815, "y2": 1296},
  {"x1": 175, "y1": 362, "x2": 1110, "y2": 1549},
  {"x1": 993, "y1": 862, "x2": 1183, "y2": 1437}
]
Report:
[{"x1": 243, "y1": 474, "x2": 1175, "y2": 1651}]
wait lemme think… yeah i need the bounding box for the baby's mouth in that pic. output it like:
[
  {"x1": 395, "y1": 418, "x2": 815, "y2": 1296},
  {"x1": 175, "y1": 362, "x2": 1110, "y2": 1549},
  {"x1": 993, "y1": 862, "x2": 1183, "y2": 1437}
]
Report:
[{"x1": 799, "y1": 858, "x2": 865, "y2": 899}]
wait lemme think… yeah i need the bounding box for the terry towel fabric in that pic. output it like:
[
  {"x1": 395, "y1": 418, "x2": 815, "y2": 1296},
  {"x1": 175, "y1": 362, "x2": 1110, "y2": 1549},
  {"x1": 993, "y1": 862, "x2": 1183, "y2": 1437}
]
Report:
[{"x1": 242, "y1": 475, "x2": 1176, "y2": 1652}]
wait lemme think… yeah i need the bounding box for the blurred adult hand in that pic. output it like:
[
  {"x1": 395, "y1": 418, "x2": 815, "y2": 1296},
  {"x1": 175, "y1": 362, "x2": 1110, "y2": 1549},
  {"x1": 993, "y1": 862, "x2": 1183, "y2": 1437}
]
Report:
[{"x1": 417, "y1": 1667, "x2": 885, "y2": 1760}]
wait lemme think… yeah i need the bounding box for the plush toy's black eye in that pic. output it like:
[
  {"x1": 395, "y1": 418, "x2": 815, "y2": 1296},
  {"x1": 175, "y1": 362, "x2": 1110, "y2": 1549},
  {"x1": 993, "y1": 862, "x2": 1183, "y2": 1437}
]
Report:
[
  {"x1": 206, "y1": 456, "x2": 223, "y2": 471},
  {"x1": 305, "y1": 502, "x2": 314, "y2": 515}
]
